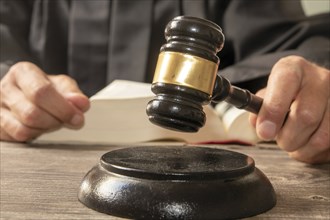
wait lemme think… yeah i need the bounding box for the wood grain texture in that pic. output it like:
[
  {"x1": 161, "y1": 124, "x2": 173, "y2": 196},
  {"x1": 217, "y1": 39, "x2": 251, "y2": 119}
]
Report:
[{"x1": 1, "y1": 142, "x2": 329, "y2": 219}]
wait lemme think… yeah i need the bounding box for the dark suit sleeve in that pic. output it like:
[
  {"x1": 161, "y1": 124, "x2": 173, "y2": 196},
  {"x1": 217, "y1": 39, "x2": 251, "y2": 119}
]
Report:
[
  {"x1": 0, "y1": 0, "x2": 34, "y2": 78},
  {"x1": 217, "y1": 0, "x2": 330, "y2": 92}
]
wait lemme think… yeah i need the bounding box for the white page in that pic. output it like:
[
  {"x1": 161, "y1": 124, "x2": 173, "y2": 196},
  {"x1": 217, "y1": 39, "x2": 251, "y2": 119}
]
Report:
[{"x1": 37, "y1": 80, "x2": 228, "y2": 144}]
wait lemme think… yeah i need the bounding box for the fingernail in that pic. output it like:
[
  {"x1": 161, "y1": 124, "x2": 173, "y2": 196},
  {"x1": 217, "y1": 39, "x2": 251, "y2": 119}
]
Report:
[
  {"x1": 257, "y1": 120, "x2": 277, "y2": 140},
  {"x1": 70, "y1": 114, "x2": 83, "y2": 126}
]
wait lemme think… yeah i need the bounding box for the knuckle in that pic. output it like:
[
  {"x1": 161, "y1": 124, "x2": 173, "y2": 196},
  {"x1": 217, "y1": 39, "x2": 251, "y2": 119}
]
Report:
[
  {"x1": 20, "y1": 106, "x2": 42, "y2": 127},
  {"x1": 0, "y1": 79, "x2": 7, "y2": 92},
  {"x1": 310, "y1": 130, "x2": 329, "y2": 152},
  {"x1": 12, "y1": 124, "x2": 35, "y2": 142},
  {"x1": 56, "y1": 74, "x2": 78, "y2": 87},
  {"x1": 0, "y1": 107, "x2": 37, "y2": 142},
  {"x1": 272, "y1": 56, "x2": 306, "y2": 82},
  {"x1": 297, "y1": 109, "x2": 319, "y2": 128},
  {"x1": 278, "y1": 55, "x2": 307, "y2": 67},
  {"x1": 1, "y1": 69, "x2": 16, "y2": 95},
  {"x1": 7, "y1": 62, "x2": 20, "y2": 74},
  {"x1": 9, "y1": 62, "x2": 34, "y2": 76},
  {"x1": 29, "y1": 81, "x2": 53, "y2": 103},
  {"x1": 0, "y1": 110, "x2": 7, "y2": 129},
  {"x1": 49, "y1": 74, "x2": 80, "y2": 92},
  {"x1": 320, "y1": 71, "x2": 330, "y2": 88},
  {"x1": 54, "y1": 74, "x2": 71, "y2": 82},
  {"x1": 276, "y1": 134, "x2": 296, "y2": 152},
  {"x1": 0, "y1": 82, "x2": 9, "y2": 103}
]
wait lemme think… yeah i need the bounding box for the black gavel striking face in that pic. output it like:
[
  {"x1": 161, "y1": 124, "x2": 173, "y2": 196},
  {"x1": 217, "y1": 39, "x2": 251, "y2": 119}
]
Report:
[{"x1": 146, "y1": 16, "x2": 262, "y2": 132}]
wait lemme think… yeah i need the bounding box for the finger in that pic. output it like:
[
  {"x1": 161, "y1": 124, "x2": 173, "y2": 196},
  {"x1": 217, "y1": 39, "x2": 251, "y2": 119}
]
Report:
[
  {"x1": 1, "y1": 78, "x2": 62, "y2": 129},
  {"x1": 276, "y1": 78, "x2": 328, "y2": 152},
  {"x1": 48, "y1": 74, "x2": 83, "y2": 94},
  {"x1": 63, "y1": 102, "x2": 85, "y2": 130},
  {"x1": 256, "y1": 56, "x2": 303, "y2": 140},
  {"x1": 49, "y1": 75, "x2": 90, "y2": 112},
  {"x1": 11, "y1": 63, "x2": 84, "y2": 126},
  {"x1": 0, "y1": 107, "x2": 44, "y2": 142},
  {"x1": 64, "y1": 93, "x2": 90, "y2": 113},
  {"x1": 288, "y1": 101, "x2": 330, "y2": 164},
  {"x1": 0, "y1": 126, "x2": 15, "y2": 142}
]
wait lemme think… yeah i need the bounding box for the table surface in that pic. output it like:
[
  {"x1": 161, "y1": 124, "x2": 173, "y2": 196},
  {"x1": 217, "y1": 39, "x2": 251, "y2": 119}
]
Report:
[{"x1": 1, "y1": 141, "x2": 329, "y2": 220}]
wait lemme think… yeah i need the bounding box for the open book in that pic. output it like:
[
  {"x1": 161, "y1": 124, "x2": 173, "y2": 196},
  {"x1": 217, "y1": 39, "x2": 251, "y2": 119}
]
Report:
[{"x1": 36, "y1": 80, "x2": 259, "y2": 145}]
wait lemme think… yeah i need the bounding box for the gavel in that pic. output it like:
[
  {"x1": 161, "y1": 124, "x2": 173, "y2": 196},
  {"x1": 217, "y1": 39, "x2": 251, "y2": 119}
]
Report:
[{"x1": 146, "y1": 16, "x2": 263, "y2": 132}]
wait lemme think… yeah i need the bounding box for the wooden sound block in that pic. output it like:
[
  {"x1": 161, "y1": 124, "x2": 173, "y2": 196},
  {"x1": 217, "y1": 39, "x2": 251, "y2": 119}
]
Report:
[{"x1": 78, "y1": 146, "x2": 276, "y2": 219}]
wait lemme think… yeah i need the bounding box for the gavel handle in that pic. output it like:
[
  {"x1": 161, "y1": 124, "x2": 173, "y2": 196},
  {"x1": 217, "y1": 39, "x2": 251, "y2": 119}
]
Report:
[
  {"x1": 226, "y1": 86, "x2": 263, "y2": 114},
  {"x1": 212, "y1": 75, "x2": 263, "y2": 114}
]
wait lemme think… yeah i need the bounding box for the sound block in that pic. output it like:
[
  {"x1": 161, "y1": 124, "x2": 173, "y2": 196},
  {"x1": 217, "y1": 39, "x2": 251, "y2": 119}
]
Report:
[{"x1": 78, "y1": 146, "x2": 276, "y2": 219}]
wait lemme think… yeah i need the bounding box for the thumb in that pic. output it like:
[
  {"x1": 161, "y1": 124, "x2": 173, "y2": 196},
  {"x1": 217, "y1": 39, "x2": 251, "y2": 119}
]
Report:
[{"x1": 256, "y1": 57, "x2": 302, "y2": 140}]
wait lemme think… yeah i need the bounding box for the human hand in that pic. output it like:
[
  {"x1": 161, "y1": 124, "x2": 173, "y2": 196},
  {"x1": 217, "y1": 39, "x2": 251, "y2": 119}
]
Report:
[
  {"x1": 250, "y1": 56, "x2": 329, "y2": 164},
  {"x1": 0, "y1": 62, "x2": 90, "y2": 142}
]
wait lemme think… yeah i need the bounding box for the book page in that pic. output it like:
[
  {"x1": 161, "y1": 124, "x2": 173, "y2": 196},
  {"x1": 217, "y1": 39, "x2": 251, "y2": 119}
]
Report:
[
  {"x1": 215, "y1": 102, "x2": 260, "y2": 144},
  {"x1": 37, "y1": 80, "x2": 229, "y2": 145},
  {"x1": 92, "y1": 80, "x2": 154, "y2": 100}
]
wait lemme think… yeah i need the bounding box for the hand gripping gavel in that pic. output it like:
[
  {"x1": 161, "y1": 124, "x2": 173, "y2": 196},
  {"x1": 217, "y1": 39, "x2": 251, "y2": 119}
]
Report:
[{"x1": 146, "y1": 16, "x2": 263, "y2": 132}]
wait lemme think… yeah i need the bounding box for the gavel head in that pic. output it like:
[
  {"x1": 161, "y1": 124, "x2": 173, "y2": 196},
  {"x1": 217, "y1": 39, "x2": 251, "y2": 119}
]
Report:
[{"x1": 146, "y1": 16, "x2": 225, "y2": 132}]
